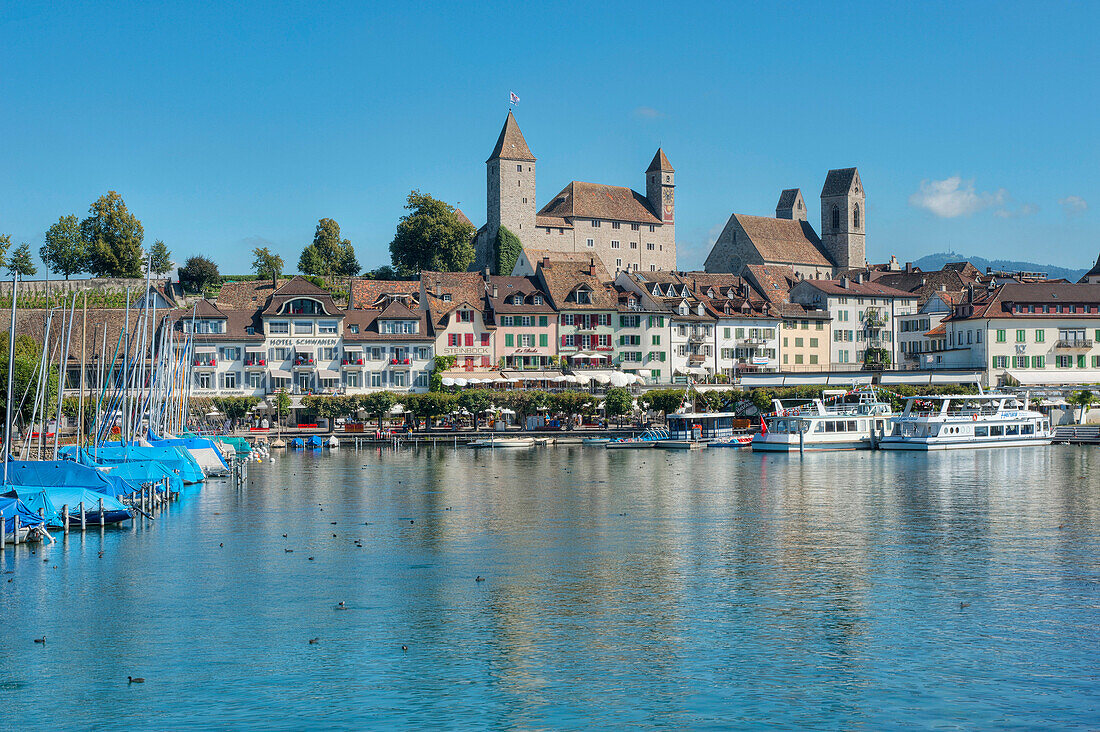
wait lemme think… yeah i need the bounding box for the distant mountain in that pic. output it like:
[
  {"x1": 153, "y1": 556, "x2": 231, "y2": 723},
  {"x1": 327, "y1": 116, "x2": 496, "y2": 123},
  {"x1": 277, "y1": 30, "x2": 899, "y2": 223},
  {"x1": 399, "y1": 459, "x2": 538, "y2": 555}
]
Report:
[{"x1": 911, "y1": 252, "x2": 1087, "y2": 282}]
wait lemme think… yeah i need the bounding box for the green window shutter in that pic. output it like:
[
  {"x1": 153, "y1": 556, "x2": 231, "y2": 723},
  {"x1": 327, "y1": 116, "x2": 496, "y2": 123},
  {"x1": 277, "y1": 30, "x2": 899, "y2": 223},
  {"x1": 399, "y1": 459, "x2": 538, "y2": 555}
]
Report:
[
  {"x1": 1093, "y1": 355, "x2": 1100, "y2": 368},
  {"x1": 1036, "y1": 329, "x2": 1044, "y2": 342},
  {"x1": 539, "y1": 316, "x2": 547, "y2": 327},
  {"x1": 724, "y1": 328, "x2": 730, "y2": 338},
  {"x1": 1033, "y1": 355, "x2": 1044, "y2": 368},
  {"x1": 660, "y1": 352, "x2": 666, "y2": 362},
  {"x1": 1078, "y1": 354, "x2": 1087, "y2": 368},
  {"x1": 539, "y1": 333, "x2": 547, "y2": 347},
  {"x1": 505, "y1": 333, "x2": 514, "y2": 347},
  {"x1": 996, "y1": 329, "x2": 1006, "y2": 343},
  {"x1": 1016, "y1": 329, "x2": 1026, "y2": 343}
]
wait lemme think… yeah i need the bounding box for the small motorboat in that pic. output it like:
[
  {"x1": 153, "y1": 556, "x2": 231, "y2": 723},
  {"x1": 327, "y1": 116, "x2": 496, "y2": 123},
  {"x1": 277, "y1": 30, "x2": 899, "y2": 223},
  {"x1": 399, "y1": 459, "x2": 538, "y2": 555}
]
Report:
[
  {"x1": 326, "y1": 436, "x2": 340, "y2": 449},
  {"x1": 582, "y1": 437, "x2": 611, "y2": 445},
  {"x1": 706, "y1": 435, "x2": 754, "y2": 448},
  {"x1": 290, "y1": 438, "x2": 305, "y2": 449},
  {"x1": 467, "y1": 437, "x2": 535, "y2": 448},
  {"x1": 306, "y1": 435, "x2": 324, "y2": 449},
  {"x1": 0, "y1": 494, "x2": 48, "y2": 543}
]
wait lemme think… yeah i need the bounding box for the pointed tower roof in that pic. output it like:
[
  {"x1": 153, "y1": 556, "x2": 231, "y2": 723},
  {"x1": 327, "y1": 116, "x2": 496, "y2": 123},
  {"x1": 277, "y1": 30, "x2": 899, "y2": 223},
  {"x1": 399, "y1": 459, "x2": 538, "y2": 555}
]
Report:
[
  {"x1": 776, "y1": 188, "x2": 801, "y2": 209},
  {"x1": 646, "y1": 148, "x2": 674, "y2": 173},
  {"x1": 487, "y1": 111, "x2": 535, "y2": 163},
  {"x1": 1082, "y1": 252, "x2": 1100, "y2": 282},
  {"x1": 821, "y1": 167, "x2": 860, "y2": 197}
]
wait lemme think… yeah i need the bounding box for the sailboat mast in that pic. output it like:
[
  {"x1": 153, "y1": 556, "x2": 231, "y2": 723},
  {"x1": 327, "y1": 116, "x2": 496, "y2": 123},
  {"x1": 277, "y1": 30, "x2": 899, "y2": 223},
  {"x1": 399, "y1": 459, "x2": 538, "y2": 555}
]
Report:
[
  {"x1": 3, "y1": 275, "x2": 18, "y2": 483},
  {"x1": 53, "y1": 292, "x2": 78, "y2": 458},
  {"x1": 78, "y1": 290, "x2": 87, "y2": 448}
]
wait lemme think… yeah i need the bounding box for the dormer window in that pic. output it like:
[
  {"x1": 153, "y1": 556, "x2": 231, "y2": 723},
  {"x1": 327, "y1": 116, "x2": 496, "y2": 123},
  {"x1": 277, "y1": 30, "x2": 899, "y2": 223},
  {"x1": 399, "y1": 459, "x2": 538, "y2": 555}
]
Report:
[
  {"x1": 282, "y1": 298, "x2": 324, "y2": 315},
  {"x1": 532, "y1": 295, "x2": 543, "y2": 305},
  {"x1": 572, "y1": 287, "x2": 592, "y2": 305},
  {"x1": 455, "y1": 309, "x2": 473, "y2": 323},
  {"x1": 512, "y1": 295, "x2": 524, "y2": 305},
  {"x1": 442, "y1": 293, "x2": 452, "y2": 302}
]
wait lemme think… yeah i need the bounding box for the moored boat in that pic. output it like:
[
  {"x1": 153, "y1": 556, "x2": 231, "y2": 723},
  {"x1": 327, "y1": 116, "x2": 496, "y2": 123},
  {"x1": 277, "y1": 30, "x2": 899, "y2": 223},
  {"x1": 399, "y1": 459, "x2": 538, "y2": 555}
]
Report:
[
  {"x1": 879, "y1": 392, "x2": 1053, "y2": 450},
  {"x1": 752, "y1": 389, "x2": 893, "y2": 452}
]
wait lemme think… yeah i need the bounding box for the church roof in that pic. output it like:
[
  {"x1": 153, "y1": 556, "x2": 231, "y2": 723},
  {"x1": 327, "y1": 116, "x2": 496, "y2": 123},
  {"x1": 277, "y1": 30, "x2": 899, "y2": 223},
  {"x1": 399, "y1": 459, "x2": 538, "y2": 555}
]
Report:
[
  {"x1": 538, "y1": 181, "x2": 661, "y2": 224},
  {"x1": 487, "y1": 111, "x2": 535, "y2": 163},
  {"x1": 776, "y1": 189, "x2": 801, "y2": 209},
  {"x1": 1081, "y1": 252, "x2": 1100, "y2": 281},
  {"x1": 646, "y1": 148, "x2": 674, "y2": 173},
  {"x1": 733, "y1": 214, "x2": 830, "y2": 267},
  {"x1": 821, "y1": 168, "x2": 859, "y2": 197}
]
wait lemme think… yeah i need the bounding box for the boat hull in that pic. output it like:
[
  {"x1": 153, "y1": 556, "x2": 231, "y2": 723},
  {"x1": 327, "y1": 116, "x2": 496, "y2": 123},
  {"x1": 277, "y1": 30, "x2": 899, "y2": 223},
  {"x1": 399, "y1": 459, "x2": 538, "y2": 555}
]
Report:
[
  {"x1": 752, "y1": 437, "x2": 872, "y2": 452},
  {"x1": 879, "y1": 436, "x2": 1054, "y2": 451}
]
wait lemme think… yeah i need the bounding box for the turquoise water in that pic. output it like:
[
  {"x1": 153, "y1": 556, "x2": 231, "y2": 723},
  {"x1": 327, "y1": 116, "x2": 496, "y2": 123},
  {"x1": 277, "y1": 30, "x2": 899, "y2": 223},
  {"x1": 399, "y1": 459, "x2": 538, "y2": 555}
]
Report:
[{"x1": 1, "y1": 445, "x2": 1098, "y2": 730}]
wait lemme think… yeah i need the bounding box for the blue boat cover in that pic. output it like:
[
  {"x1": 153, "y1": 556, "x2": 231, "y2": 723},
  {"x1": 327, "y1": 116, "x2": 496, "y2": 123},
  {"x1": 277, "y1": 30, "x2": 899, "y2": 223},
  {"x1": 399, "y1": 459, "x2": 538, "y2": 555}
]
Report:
[
  {"x1": 291, "y1": 438, "x2": 305, "y2": 448},
  {"x1": 306, "y1": 435, "x2": 323, "y2": 447},
  {"x1": 5, "y1": 459, "x2": 130, "y2": 497},
  {"x1": 0, "y1": 493, "x2": 46, "y2": 533},
  {"x1": 6, "y1": 486, "x2": 129, "y2": 524},
  {"x1": 61, "y1": 445, "x2": 205, "y2": 484},
  {"x1": 148, "y1": 435, "x2": 230, "y2": 472}
]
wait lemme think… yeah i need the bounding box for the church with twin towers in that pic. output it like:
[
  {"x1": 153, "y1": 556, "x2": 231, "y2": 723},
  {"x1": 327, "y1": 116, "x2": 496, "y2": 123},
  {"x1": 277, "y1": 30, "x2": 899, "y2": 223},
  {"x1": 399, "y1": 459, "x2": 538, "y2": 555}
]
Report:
[
  {"x1": 472, "y1": 111, "x2": 678, "y2": 274},
  {"x1": 471, "y1": 110, "x2": 865, "y2": 279}
]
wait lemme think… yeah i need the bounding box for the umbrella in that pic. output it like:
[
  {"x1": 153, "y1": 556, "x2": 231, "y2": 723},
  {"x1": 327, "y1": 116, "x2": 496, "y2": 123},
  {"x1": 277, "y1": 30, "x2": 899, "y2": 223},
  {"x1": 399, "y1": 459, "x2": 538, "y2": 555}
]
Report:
[
  {"x1": 441, "y1": 377, "x2": 455, "y2": 386},
  {"x1": 592, "y1": 374, "x2": 611, "y2": 385},
  {"x1": 608, "y1": 372, "x2": 631, "y2": 387},
  {"x1": 552, "y1": 375, "x2": 568, "y2": 382},
  {"x1": 454, "y1": 378, "x2": 468, "y2": 387},
  {"x1": 573, "y1": 373, "x2": 593, "y2": 384},
  {"x1": 563, "y1": 375, "x2": 579, "y2": 383},
  {"x1": 389, "y1": 403, "x2": 405, "y2": 414},
  {"x1": 571, "y1": 354, "x2": 589, "y2": 361}
]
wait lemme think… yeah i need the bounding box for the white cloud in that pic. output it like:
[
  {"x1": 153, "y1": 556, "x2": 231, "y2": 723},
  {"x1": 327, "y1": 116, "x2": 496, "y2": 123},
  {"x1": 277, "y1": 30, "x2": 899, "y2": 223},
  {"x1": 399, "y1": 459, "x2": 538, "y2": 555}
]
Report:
[
  {"x1": 993, "y1": 203, "x2": 1039, "y2": 219},
  {"x1": 1059, "y1": 195, "x2": 1088, "y2": 216},
  {"x1": 632, "y1": 106, "x2": 664, "y2": 120},
  {"x1": 909, "y1": 176, "x2": 1006, "y2": 218}
]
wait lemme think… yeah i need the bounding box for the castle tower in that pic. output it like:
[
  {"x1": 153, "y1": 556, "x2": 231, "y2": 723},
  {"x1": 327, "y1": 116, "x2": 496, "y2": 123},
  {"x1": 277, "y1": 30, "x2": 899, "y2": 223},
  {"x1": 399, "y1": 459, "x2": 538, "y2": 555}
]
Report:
[
  {"x1": 820, "y1": 167, "x2": 865, "y2": 270},
  {"x1": 646, "y1": 148, "x2": 675, "y2": 225},
  {"x1": 776, "y1": 188, "x2": 806, "y2": 221},
  {"x1": 486, "y1": 111, "x2": 536, "y2": 250}
]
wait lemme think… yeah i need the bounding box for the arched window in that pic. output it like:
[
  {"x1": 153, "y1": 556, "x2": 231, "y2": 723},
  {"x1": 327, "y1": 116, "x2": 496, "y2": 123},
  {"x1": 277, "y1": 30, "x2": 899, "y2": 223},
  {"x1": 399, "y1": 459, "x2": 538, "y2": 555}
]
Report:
[
  {"x1": 854, "y1": 204, "x2": 861, "y2": 229},
  {"x1": 832, "y1": 205, "x2": 840, "y2": 229}
]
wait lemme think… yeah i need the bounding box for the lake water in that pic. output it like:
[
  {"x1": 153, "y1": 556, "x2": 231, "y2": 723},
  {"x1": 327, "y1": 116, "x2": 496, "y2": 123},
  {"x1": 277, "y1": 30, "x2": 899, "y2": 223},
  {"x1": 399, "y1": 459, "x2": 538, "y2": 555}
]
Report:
[{"x1": 1, "y1": 444, "x2": 1098, "y2": 730}]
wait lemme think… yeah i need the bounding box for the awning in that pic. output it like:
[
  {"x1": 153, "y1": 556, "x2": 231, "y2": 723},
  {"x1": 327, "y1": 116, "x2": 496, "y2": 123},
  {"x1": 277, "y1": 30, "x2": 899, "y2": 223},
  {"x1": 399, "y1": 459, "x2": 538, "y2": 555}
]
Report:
[
  {"x1": 1007, "y1": 369, "x2": 1100, "y2": 386},
  {"x1": 826, "y1": 375, "x2": 873, "y2": 386},
  {"x1": 245, "y1": 346, "x2": 265, "y2": 352},
  {"x1": 294, "y1": 345, "x2": 312, "y2": 353},
  {"x1": 194, "y1": 346, "x2": 216, "y2": 353},
  {"x1": 270, "y1": 369, "x2": 292, "y2": 379},
  {"x1": 318, "y1": 369, "x2": 340, "y2": 379},
  {"x1": 344, "y1": 345, "x2": 364, "y2": 351}
]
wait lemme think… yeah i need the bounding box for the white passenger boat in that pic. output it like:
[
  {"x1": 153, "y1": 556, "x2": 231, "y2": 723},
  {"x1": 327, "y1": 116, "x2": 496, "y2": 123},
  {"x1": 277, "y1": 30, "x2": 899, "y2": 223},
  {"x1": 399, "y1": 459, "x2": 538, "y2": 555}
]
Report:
[
  {"x1": 752, "y1": 389, "x2": 893, "y2": 452},
  {"x1": 879, "y1": 393, "x2": 1053, "y2": 450},
  {"x1": 466, "y1": 437, "x2": 535, "y2": 449}
]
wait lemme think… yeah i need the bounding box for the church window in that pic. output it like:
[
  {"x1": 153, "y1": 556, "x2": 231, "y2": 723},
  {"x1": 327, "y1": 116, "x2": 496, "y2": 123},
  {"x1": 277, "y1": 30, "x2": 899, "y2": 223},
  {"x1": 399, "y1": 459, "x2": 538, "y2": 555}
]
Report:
[
  {"x1": 650, "y1": 264, "x2": 656, "y2": 271},
  {"x1": 854, "y1": 204, "x2": 861, "y2": 229},
  {"x1": 522, "y1": 198, "x2": 527, "y2": 203},
  {"x1": 832, "y1": 206, "x2": 840, "y2": 229}
]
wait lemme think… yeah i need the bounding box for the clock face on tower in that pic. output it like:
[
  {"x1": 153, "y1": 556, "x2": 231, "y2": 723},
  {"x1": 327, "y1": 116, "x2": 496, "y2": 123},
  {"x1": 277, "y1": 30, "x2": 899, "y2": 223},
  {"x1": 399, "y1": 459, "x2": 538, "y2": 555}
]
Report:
[{"x1": 662, "y1": 188, "x2": 674, "y2": 222}]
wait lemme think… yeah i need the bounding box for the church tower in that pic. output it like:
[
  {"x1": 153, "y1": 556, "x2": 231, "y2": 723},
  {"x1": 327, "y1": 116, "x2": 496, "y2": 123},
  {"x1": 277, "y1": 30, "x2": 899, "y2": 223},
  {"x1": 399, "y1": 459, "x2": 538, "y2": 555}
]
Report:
[
  {"x1": 646, "y1": 148, "x2": 675, "y2": 224},
  {"x1": 776, "y1": 189, "x2": 806, "y2": 221},
  {"x1": 820, "y1": 167, "x2": 865, "y2": 270},
  {"x1": 486, "y1": 111, "x2": 536, "y2": 251}
]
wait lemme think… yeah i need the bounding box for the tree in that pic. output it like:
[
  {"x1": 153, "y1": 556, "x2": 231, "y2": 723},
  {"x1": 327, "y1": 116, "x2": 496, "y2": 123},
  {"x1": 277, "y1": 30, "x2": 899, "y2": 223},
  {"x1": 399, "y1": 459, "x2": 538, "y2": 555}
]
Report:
[
  {"x1": 40, "y1": 215, "x2": 86, "y2": 279},
  {"x1": 178, "y1": 255, "x2": 220, "y2": 294},
  {"x1": 550, "y1": 390, "x2": 592, "y2": 428},
  {"x1": 274, "y1": 389, "x2": 292, "y2": 428},
  {"x1": 6, "y1": 243, "x2": 36, "y2": 277},
  {"x1": 641, "y1": 389, "x2": 685, "y2": 422},
  {"x1": 493, "y1": 225, "x2": 523, "y2": 276},
  {"x1": 363, "y1": 265, "x2": 399, "y2": 280},
  {"x1": 359, "y1": 391, "x2": 397, "y2": 430},
  {"x1": 212, "y1": 396, "x2": 260, "y2": 422},
  {"x1": 389, "y1": 190, "x2": 476, "y2": 277},
  {"x1": 457, "y1": 389, "x2": 493, "y2": 430},
  {"x1": 299, "y1": 218, "x2": 359, "y2": 278},
  {"x1": 0, "y1": 234, "x2": 11, "y2": 271},
  {"x1": 429, "y1": 355, "x2": 457, "y2": 392},
  {"x1": 407, "y1": 392, "x2": 456, "y2": 430},
  {"x1": 303, "y1": 395, "x2": 351, "y2": 432},
  {"x1": 251, "y1": 246, "x2": 284, "y2": 280},
  {"x1": 1068, "y1": 389, "x2": 1096, "y2": 424},
  {"x1": 81, "y1": 191, "x2": 145, "y2": 277},
  {"x1": 148, "y1": 239, "x2": 172, "y2": 276},
  {"x1": 604, "y1": 387, "x2": 633, "y2": 427}
]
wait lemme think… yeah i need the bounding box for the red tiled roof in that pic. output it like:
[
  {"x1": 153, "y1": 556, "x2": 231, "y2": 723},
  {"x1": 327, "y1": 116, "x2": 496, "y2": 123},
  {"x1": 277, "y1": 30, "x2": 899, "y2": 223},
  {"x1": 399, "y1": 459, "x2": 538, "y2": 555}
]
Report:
[{"x1": 538, "y1": 181, "x2": 661, "y2": 225}]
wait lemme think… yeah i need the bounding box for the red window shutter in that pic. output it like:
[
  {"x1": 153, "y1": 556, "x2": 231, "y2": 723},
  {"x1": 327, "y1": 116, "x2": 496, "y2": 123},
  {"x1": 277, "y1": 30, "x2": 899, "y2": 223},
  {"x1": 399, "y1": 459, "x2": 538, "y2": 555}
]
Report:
[
  {"x1": 480, "y1": 333, "x2": 490, "y2": 346},
  {"x1": 561, "y1": 335, "x2": 567, "y2": 346},
  {"x1": 465, "y1": 333, "x2": 474, "y2": 347},
  {"x1": 481, "y1": 356, "x2": 490, "y2": 367}
]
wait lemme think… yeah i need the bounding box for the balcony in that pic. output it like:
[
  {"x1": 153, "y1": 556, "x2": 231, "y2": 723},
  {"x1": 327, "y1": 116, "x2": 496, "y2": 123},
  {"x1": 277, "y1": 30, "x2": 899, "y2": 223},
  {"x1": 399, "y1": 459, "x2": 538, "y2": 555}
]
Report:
[
  {"x1": 389, "y1": 357, "x2": 412, "y2": 368},
  {"x1": 864, "y1": 309, "x2": 888, "y2": 328},
  {"x1": 341, "y1": 357, "x2": 365, "y2": 367},
  {"x1": 292, "y1": 357, "x2": 316, "y2": 369},
  {"x1": 687, "y1": 332, "x2": 705, "y2": 343},
  {"x1": 687, "y1": 354, "x2": 706, "y2": 365},
  {"x1": 244, "y1": 359, "x2": 266, "y2": 369},
  {"x1": 1055, "y1": 338, "x2": 1094, "y2": 349},
  {"x1": 739, "y1": 337, "x2": 767, "y2": 346},
  {"x1": 193, "y1": 359, "x2": 216, "y2": 369}
]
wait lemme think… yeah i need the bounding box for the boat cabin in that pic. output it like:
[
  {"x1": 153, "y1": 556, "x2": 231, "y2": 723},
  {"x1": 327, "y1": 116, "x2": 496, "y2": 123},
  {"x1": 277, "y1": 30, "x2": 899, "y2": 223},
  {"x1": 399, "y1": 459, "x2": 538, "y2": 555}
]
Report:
[{"x1": 666, "y1": 413, "x2": 739, "y2": 441}]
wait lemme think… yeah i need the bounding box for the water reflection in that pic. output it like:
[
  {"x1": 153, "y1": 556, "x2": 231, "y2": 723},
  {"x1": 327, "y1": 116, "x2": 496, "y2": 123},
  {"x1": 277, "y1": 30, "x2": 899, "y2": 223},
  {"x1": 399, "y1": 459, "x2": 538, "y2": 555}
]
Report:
[{"x1": 0, "y1": 445, "x2": 1097, "y2": 729}]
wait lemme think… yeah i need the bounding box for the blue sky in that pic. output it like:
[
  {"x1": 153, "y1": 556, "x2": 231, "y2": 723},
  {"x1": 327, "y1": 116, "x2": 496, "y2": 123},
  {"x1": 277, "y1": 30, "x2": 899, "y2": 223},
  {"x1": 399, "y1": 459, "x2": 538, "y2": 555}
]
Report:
[{"x1": 2, "y1": 1, "x2": 1097, "y2": 276}]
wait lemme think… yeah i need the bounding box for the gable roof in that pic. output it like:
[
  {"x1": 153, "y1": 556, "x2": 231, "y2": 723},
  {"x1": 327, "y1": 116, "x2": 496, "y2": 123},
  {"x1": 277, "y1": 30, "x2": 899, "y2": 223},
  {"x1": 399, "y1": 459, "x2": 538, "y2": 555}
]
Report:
[
  {"x1": 1081, "y1": 252, "x2": 1100, "y2": 281},
  {"x1": 821, "y1": 167, "x2": 859, "y2": 197},
  {"x1": 262, "y1": 276, "x2": 341, "y2": 316},
  {"x1": 646, "y1": 148, "x2": 674, "y2": 173},
  {"x1": 537, "y1": 260, "x2": 617, "y2": 310},
  {"x1": 191, "y1": 299, "x2": 227, "y2": 319},
  {"x1": 216, "y1": 279, "x2": 285, "y2": 309},
  {"x1": 420, "y1": 271, "x2": 486, "y2": 326},
  {"x1": 487, "y1": 111, "x2": 535, "y2": 163},
  {"x1": 377, "y1": 300, "x2": 419, "y2": 320},
  {"x1": 734, "y1": 214, "x2": 830, "y2": 267},
  {"x1": 742, "y1": 264, "x2": 798, "y2": 305},
  {"x1": 776, "y1": 188, "x2": 800, "y2": 209},
  {"x1": 795, "y1": 278, "x2": 916, "y2": 298},
  {"x1": 538, "y1": 181, "x2": 661, "y2": 224}
]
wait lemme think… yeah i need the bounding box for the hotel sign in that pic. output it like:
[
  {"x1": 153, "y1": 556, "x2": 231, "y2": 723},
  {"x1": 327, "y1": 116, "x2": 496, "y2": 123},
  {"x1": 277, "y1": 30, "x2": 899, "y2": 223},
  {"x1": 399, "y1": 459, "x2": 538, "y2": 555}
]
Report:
[{"x1": 267, "y1": 338, "x2": 339, "y2": 347}]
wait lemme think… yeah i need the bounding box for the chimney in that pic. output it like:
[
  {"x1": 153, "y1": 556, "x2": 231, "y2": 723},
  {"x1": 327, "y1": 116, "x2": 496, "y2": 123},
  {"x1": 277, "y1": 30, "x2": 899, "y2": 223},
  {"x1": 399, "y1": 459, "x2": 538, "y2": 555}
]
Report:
[
  {"x1": 905, "y1": 261, "x2": 913, "y2": 273},
  {"x1": 434, "y1": 283, "x2": 441, "y2": 297},
  {"x1": 841, "y1": 276, "x2": 850, "y2": 289},
  {"x1": 966, "y1": 283, "x2": 974, "y2": 303},
  {"x1": 542, "y1": 256, "x2": 550, "y2": 268},
  {"x1": 272, "y1": 272, "x2": 277, "y2": 288},
  {"x1": 484, "y1": 267, "x2": 491, "y2": 282},
  {"x1": 491, "y1": 285, "x2": 498, "y2": 298},
  {"x1": 855, "y1": 272, "x2": 865, "y2": 284},
  {"x1": 939, "y1": 284, "x2": 946, "y2": 292},
  {"x1": 588, "y1": 258, "x2": 596, "y2": 276}
]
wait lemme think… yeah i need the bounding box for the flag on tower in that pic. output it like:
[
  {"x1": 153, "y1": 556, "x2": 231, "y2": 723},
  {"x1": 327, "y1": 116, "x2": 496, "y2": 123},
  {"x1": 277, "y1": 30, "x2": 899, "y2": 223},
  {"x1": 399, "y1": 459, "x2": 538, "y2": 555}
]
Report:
[{"x1": 509, "y1": 91, "x2": 520, "y2": 105}]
